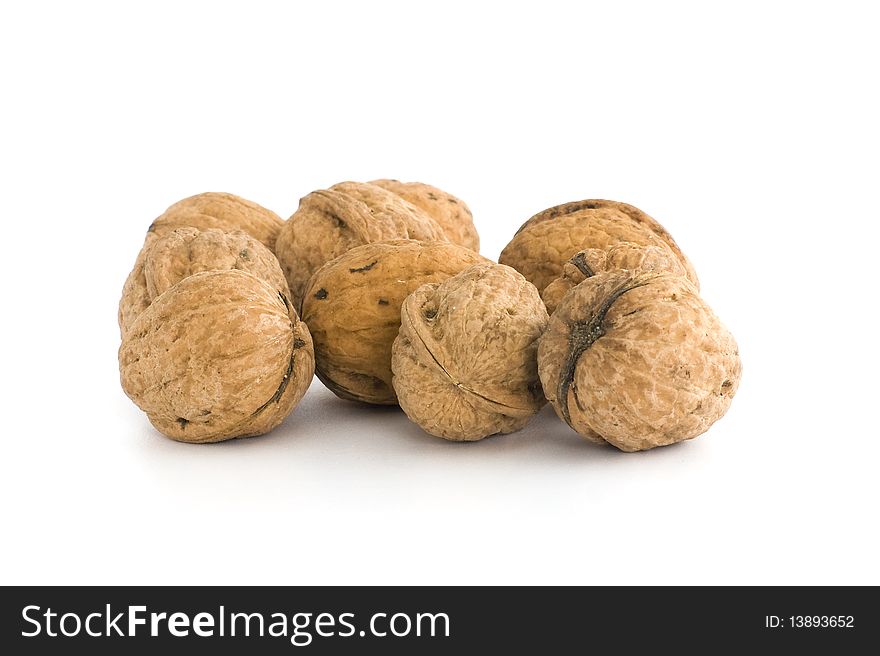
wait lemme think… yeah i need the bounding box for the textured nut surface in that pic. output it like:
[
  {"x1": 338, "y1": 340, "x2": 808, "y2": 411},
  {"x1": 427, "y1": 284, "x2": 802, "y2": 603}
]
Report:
[
  {"x1": 119, "y1": 270, "x2": 314, "y2": 443},
  {"x1": 302, "y1": 240, "x2": 488, "y2": 405},
  {"x1": 118, "y1": 228, "x2": 290, "y2": 337},
  {"x1": 538, "y1": 271, "x2": 740, "y2": 452},
  {"x1": 542, "y1": 242, "x2": 689, "y2": 315},
  {"x1": 275, "y1": 181, "x2": 448, "y2": 308},
  {"x1": 392, "y1": 263, "x2": 548, "y2": 440},
  {"x1": 499, "y1": 199, "x2": 699, "y2": 296},
  {"x1": 147, "y1": 192, "x2": 284, "y2": 251},
  {"x1": 370, "y1": 179, "x2": 479, "y2": 251}
]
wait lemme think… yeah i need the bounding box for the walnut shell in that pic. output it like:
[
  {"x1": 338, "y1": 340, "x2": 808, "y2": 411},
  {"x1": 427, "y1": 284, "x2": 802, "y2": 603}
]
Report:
[
  {"x1": 301, "y1": 239, "x2": 488, "y2": 405},
  {"x1": 118, "y1": 228, "x2": 290, "y2": 337},
  {"x1": 542, "y1": 242, "x2": 689, "y2": 315},
  {"x1": 538, "y1": 270, "x2": 740, "y2": 452},
  {"x1": 499, "y1": 199, "x2": 698, "y2": 295},
  {"x1": 274, "y1": 181, "x2": 448, "y2": 308},
  {"x1": 370, "y1": 179, "x2": 479, "y2": 251},
  {"x1": 392, "y1": 263, "x2": 548, "y2": 441},
  {"x1": 147, "y1": 192, "x2": 284, "y2": 251},
  {"x1": 119, "y1": 270, "x2": 314, "y2": 443}
]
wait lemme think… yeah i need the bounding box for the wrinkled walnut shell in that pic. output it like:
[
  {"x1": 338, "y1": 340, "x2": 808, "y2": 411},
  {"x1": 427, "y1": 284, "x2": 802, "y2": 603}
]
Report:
[
  {"x1": 118, "y1": 227, "x2": 290, "y2": 337},
  {"x1": 392, "y1": 263, "x2": 548, "y2": 440},
  {"x1": 301, "y1": 239, "x2": 488, "y2": 405},
  {"x1": 147, "y1": 192, "x2": 284, "y2": 251},
  {"x1": 119, "y1": 270, "x2": 314, "y2": 443},
  {"x1": 370, "y1": 179, "x2": 479, "y2": 251},
  {"x1": 499, "y1": 199, "x2": 698, "y2": 296},
  {"x1": 275, "y1": 181, "x2": 448, "y2": 308},
  {"x1": 542, "y1": 242, "x2": 689, "y2": 315},
  {"x1": 538, "y1": 271, "x2": 740, "y2": 452}
]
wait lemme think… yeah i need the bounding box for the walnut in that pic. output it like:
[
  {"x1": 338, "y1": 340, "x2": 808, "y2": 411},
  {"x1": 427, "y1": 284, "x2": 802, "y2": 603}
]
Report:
[
  {"x1": 498, "y1": 199, "x2": 698, "y2": 296},
  {"x1": 147, "y1": 192, "x2": 284, "y2": 251},
  {"x1": 392, "y1": 263, "x2": 548, "y2": 440},
  {"x1": 542, "y1": 242, "x2": 688, "y2": 314},
  {"x1": 119, "y1": 270, "x2": 313, "y2": 443},
  {"x1": 370, "y1": 179, "x2": 479, "y2": 251},
  {"x1": 301, "y1": 239, "x2": 487, "y2": 405},
  {"x1": 274, "y1": 182, "x2": 448, "y2": 308},
  {"x1": 538, "y1": 270, "x2": 740, "y2": 452},
  {"x1": 118, "y1": 227, "x2": 290, "y2": 337}
]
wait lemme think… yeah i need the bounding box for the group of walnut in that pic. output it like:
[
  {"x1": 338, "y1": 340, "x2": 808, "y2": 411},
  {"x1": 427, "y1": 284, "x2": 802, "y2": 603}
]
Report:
[{"x1": 118, "y1": 181, "x2": 741, "y2": 452}]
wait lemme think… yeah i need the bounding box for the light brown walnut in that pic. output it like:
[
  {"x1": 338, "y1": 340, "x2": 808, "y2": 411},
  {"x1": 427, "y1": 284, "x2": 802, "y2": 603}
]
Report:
[
  {"x1": 274, "y1": 182, "x2": 448, "y2": 308},
  {"x1": 541, "y1": 242, "x2": 689, "y2": 315},
  {"x1": 498, "y1": 199, "x2": 698, "y2": 297},
  {"x1": 538, "y1": 270, "x2": 740, "y2": 452},
  {"x1": 146, "y1": 192, "x2": 284, "y2": 251},
  {"x1": 392, "y1": 263, "x2": 548, "y2": 440},
  {"x1": 119, "y1": 270, "x2": 314, "y2": 443},
  {"x1": 370, "y1": 179, "x2": 479, "y2": 251},
  {"x1": 118, "y1": 228, "x2": 290, "y2": 337},
  {"x1": 301, "y1": 240, "x2": 488, "y2": 405}
]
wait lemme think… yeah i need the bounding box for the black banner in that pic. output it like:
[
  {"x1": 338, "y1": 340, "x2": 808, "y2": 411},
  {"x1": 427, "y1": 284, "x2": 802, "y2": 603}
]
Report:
[{"x1": 1, "y1": 586, "x2": 875, "y2": 653}]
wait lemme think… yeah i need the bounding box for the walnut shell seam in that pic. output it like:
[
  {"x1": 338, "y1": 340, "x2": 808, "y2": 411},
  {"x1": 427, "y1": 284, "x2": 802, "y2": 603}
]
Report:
[{"x1": 400, "y1": 294, "x2": 540, "y2": 419}]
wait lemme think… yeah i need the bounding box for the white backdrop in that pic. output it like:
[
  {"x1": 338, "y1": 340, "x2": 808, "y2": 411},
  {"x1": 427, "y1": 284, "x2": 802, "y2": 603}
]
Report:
[{"x1": 1, "y1": 1, "x2": 877, "y2": 585}]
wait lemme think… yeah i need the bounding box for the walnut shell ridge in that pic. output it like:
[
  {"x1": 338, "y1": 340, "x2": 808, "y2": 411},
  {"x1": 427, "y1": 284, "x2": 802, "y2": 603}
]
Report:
[
  {"x1": 147, "y1": 192, "x2": 284, "y2": 251},
  {"x1": 392, "y1": 263, "x2": 548, "y2": 441},
  {"x1": 119, "y1": 269, "x2": 314, "y2": 443},
  {"x1": 370, "y1": 179, "x2": 479, "y2": 251},
  {"x1": 538, "y1": 270, "x2": 740, "y2": 452},
  {"x1": 274, "y1": 181, "x2": 448, "y2": 308},
  {"x1": 118, "y1": 227, "x2": 290, "y2": 337},
  {"x1": 301, "y1": 239, "x2": 488, "y2": 405},
  {"x1": 499, "y1": 199, "x2": 699, "y2": 297},
  {"x1": 542, "y1": 242, "x2": 689, "y2": 315}
]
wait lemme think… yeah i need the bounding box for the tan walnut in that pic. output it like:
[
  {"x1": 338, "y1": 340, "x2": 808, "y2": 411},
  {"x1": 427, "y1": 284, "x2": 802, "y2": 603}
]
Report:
[
  {"x1": 118, "y1": 227, "x2": 290, "y2": 337},
  {"x1": 370, "y1": 179, "x2": 479, "y2": 251},
  {"x1": 147, "y1": 192, "x2": 284, "y2": 251},
  {"x1": 301, "y1": 239, "x2": 488, "y2": 405},
  {"x1": 541, "y1": 242, "x2": 689, "y2": 315},
  {"x1": 392, "y1": 263, "x2": 548, "y2": 440},
  {"x1": 119, "y1": 270, "x2": 314, "y2": 443},
  {"x1": 498, "y1": 199, "x2": 699, "y2": 297},
  {"x1": 274, "y1": 182, "x2": 448, "y2": 308},
  {"x1": 538, "y1": 270, "x2": 740, "y2": 452}
]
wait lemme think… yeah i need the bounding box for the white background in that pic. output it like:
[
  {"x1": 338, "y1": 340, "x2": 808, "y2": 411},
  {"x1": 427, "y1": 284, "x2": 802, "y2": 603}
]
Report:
[{"x1": 1, "y1": 1, "x2": 878, "y2": 585}]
